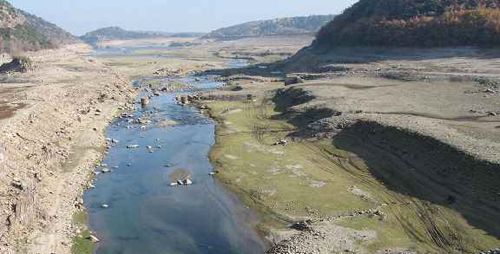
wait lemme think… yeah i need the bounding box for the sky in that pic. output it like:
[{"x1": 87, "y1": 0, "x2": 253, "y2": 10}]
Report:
[{"x1": 8, "y1": 0, "x2": 357, "y2": 36}]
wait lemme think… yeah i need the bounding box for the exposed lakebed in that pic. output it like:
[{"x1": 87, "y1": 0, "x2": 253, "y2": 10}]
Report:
[{"x1": 84, "y1": 73, "x2": 266, "y2": 253}]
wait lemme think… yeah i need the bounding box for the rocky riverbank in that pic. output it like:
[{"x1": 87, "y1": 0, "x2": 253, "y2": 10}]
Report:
[{"x1": 0, "y1": 44, "x2": 136, "y2": 254}]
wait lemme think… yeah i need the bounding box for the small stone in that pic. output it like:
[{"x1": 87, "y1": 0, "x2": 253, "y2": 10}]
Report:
[
  {"x1": 101, "y1": 204, "x2": 109, "y2": 209},
  {"x1": 87, "y1": 235, "x2": 100, "y2": 243},
  {"x1": 11, "y1": 179, "x2": 26, "y2": 190}
]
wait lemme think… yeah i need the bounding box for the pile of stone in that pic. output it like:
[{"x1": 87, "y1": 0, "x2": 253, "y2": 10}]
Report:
[{"x1": 479, "y1": 248, "x2": 500, "y2": 254}]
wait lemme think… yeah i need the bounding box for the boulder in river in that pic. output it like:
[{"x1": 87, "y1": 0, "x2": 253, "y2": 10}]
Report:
[{"x1": 141, "y1": 97, "x2": 150, "y2": 107}]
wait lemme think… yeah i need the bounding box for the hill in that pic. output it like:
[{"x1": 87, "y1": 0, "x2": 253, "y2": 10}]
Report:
[
  {"x1": 0, "y1": 0, "x2": 78, "y2": 53},
  {"x1": 203, "y1": 15, "x2": 336, "y2": 40},
  {"x1": 315, "y1": 0, "x2": 500, "y2": 47},
  {"x1": 80, "y1": 26, "x2": 204, "y2": 45}
]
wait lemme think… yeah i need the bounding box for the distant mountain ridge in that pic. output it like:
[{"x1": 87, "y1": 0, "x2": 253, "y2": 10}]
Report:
[
  {"x1": 203, "y1": 15, "x2": 336, "y2": 40},
  {"x1": 314, "y1": 0, "x2": 500, "y2": 48},
  {"x1": 80, "y1": 26, "x2": 204, "y2": 45},
  {"x1": 0, "y1": 0, "x2": 78, "y2": 53}
]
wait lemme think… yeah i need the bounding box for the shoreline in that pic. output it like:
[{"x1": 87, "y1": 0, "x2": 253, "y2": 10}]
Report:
[
  {"x1": 0, "y1": 44, "x2": 136, "y2": 254},
  {"x1": 200, "y1": 75, "x2": 500, "y2": 253},
  {"x1": 6, "y1": 36, "x2": 496, "y2": 253}
]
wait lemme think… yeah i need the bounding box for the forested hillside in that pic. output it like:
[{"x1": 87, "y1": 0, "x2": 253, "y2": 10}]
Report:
[
  {"x1": 0, "y1": 0, "x2": 77, "y2": 53},
  {"x1": 204, "y1": 15, "x2": 335, "y2": 40},
  {"x1": 315, "y1": 0, "x2": 500, "y2": 47}
]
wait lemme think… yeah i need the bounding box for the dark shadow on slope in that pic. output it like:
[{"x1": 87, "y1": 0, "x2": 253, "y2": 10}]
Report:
[
  {"x1": 270, "y1": 86, "x2": 337, "y2": 137},
  {"x1": 202, "y1": 61, "x2": 286, "y2": 78},
  {"x1": 272, "y1": 86, "x2": 315, "y2": 112},
  {"x1": 332, "y1": 121, "x2": 500, "y2": 241},
  {"x1": 203, "y1": 45, "x2": 500, "y2": 78},
  {"x1": 282, "y1": 45, "x2": 500, "y2": 73}
]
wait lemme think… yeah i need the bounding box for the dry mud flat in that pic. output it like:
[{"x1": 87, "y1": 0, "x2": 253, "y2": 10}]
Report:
[{"x1": 0, "y1": 44, "x2": 135, "y2": 254}]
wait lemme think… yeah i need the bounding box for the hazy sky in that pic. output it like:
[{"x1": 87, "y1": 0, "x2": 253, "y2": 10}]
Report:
[{"x1": 8, "y1": 0, "x2": 356, "y2": 35}]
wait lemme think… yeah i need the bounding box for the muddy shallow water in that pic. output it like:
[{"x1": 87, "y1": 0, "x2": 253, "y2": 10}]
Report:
[{"x1": 85, "y1": 76, "x2": 266, "y2": 254}]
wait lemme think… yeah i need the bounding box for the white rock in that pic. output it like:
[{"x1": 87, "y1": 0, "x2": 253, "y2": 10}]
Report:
[{"x1": 88, "y1": 235, "x2": 100, "y2": 243}]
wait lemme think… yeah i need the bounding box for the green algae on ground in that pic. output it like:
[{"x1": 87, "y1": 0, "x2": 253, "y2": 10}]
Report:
[
  {"x1": 71, "y1": 211, "x2": 94, "y2": 254},
  {"x1": 206, "y1": 95, "x2": 500, "y2": 253}
]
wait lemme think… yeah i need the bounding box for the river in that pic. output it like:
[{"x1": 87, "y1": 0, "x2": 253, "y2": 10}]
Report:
[{"x1": 84, "y1": 60, "x2": 266, "y2": 253}]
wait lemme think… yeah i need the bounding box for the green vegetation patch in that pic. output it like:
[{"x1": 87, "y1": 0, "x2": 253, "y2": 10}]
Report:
[
  {"x1": 71, "y1": 211, "x2": 94, "y2": 254},
  {"x1": 207, "y1": 93, "x2": 500, "y2": 253}
]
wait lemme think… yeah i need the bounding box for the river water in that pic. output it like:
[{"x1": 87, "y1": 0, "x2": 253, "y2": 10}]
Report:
[{"x1": 84, "y1": 66, "x2": 266, "y2": 253}]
